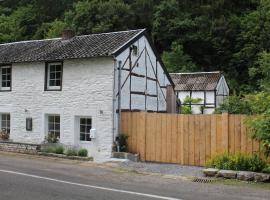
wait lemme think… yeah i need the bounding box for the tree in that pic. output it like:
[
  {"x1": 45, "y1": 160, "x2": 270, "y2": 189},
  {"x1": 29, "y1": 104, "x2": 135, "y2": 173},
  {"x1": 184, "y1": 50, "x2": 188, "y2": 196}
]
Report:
[
  {"x1": 162, "y1": 42, "x2": 198, "y2": 72},
  {"x1": 65, "y1": 0, "x2": 134, "y2": 35}
]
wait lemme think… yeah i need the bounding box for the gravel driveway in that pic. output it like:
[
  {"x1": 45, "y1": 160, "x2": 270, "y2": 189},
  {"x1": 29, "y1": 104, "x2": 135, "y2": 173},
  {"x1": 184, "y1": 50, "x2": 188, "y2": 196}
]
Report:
[{"x1": 117, "y1": 161, "x2": 204, "y2": 178}]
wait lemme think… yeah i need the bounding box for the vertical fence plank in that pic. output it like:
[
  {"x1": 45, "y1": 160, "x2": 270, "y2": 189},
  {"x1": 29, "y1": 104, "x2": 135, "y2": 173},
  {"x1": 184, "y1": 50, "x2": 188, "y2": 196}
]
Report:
[
  {"x1": 166, "y1": 114, "x2": 172, "y2": 163},
  {"x1": 216, "y1": 115, "x2": 222, "y2": 154},
  {"x1": 240, "y1": 115, "x2": 247, "y2": 153},
  {"x1": 222, "y1": 113, "x2": 229, "y2": 152},
  {"x1": 145, "y1": 113, "x2": 151, "y2": 160},
  {"x1": 177, "y1": 115, "x2": 182, "y2": 164},
  {"x1": 211, "y1": 115, "x2": 217, "y2": 157},
  {"x1": 161, "y1": 114, "x2": 167, "y2": 162},
  {"x1": 199, "y1": 115, "x2": 206, "y2": 166},
  {"x1": 189, "y1": 115, "x2": 196, "y2": 166},
  {"x1": 205, "y1": 115, "x2": 211, "y2": 163},
  {"x1": 193, "y1": 115, "x2": 199, "y2": 166},
  {"x1": 171, "y1": 114, "x2": 178, "y2": 163},
  {"x1": 234, "y1": 115, "x2": 241, "y2": 152},
  {"x1": 229, "y1": 114, "x2": 235, "y2": 153},
  {"x1": 183, "y1": 115, "x2": 189, "y2": 165},
  {"x1": 137, "y1": 112, "x2": 146, "y2": 161},
  {"x1": 156, "y1": 113, "x2": 162, "y2": 162}
]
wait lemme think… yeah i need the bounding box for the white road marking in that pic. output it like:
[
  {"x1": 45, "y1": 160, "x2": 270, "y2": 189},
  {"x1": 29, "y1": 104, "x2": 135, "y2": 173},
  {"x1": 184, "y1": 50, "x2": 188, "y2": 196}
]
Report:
[{"x1": 0, "y1": 169, "x2": 182, "y2": 200}]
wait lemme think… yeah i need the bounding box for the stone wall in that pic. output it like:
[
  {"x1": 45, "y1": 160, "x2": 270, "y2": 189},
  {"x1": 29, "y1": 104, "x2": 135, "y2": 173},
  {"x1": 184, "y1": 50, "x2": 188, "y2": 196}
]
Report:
[{"x1": 0, "y1": 141, "x2": 40, "y2": 154}]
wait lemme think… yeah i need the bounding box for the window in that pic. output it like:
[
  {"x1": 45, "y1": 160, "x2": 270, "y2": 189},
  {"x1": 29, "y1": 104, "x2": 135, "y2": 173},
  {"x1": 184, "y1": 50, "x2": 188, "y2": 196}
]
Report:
[
  {"x1": 48, "y1": 115, "x2": 60, "y2": 139},
  {"x1": 1, "y1": 114, "x2": 10, "y2": 134},
  {"x1": 80, "y1": 118, "x2": 92, "y2": 141},
  {"x1": 0, "y1": 66, "x2": 11, "y2": 91},
  {"x1": 45, "y1": 62, "x2": 62, "y2": 90},
  {"x1": 132, "y1": 45, "x2": 138, "y2": 56}
]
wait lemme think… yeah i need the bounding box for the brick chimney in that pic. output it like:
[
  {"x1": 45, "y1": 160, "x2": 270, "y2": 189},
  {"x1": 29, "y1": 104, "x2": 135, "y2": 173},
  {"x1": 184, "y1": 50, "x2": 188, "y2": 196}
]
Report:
[{"x1": 62, "y1": 29, "x2": 75, "y2": 40}]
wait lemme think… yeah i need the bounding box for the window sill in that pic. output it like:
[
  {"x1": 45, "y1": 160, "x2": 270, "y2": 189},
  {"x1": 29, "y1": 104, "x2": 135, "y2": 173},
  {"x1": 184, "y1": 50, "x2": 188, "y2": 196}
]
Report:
[
  {"x1": 80, "y1": 141, "x2": 92, "y2": 144},
  {"x1": 0, "y1": 88, "x2": 11, "y2": 92}
]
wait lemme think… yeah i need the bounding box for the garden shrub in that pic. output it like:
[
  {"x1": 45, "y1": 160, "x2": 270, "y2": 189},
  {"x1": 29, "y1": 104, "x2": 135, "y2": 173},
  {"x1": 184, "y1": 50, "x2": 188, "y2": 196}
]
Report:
[
  {"x1": 206, "y1": 152, "x2": 266, "y2": 172},
  {"x1": 43, "y1": 146, "x2": 56, "y2": 153},
  {"x1": 117, "y1": 134, "x2": 129, "y2": 152},
  {"x1": 262, "y1": 165, "x2": 270, "y2": 174},
  {"x1": 78, "y1": 148, "x2": 88, "y2": 157},
  {"x1": 65, "y1": 148, "x2": 78, "y2": 156},
  {"x1": 55, "y1": 145, "x2": 64, "y2": 154}
]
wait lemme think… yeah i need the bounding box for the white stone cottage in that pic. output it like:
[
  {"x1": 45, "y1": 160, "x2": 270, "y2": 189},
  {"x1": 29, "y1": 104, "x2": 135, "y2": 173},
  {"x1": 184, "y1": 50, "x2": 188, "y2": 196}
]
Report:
[
  {"x1": 170, "y1": 72, "x2": 229, "y2": 114},
  {"x1": 0, "y1": 29, "x2": 173, "y2": 160}
]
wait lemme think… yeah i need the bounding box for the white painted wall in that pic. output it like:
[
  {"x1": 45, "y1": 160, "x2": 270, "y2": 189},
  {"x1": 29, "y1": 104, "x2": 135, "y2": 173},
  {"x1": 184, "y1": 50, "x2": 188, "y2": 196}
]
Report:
[{"x1": 0, "y1": 58, "x2": 114, "y2": 161}]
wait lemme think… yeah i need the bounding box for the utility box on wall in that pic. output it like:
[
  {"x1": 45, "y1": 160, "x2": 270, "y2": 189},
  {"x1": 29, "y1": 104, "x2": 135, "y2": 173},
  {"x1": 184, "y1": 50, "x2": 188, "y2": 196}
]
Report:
[{"x1": 26, "y1": 118, "x2": 32, "y2": 131}]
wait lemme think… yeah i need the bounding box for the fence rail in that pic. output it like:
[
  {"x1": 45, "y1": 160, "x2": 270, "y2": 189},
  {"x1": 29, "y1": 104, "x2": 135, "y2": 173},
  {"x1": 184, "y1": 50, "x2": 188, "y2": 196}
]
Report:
[{"x1": 121, "y1": 112, "x2": 261, "y2": 166}]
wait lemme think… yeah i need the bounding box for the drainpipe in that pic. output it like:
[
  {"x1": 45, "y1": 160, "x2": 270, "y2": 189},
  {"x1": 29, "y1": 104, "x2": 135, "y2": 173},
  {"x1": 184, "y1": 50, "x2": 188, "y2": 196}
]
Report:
[
  {"x1": 112, "y1": 59, "x2": 117, "y2": 143},
  {"x1": 112, "y1": 58, "x2": 122, "y2": 152},
  {"x1": 117, "y1": 60, "x2": 122, "y2": 136}
]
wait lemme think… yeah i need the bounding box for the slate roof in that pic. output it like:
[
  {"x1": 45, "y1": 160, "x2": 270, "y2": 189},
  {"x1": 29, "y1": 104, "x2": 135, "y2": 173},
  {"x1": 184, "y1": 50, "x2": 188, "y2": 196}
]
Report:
[
  {"x1": 170, "y1": 72, "x2": 223, "y2": 91},
  {"x1": 0, "y1": 29, "x2": 144, "y2": 64}
]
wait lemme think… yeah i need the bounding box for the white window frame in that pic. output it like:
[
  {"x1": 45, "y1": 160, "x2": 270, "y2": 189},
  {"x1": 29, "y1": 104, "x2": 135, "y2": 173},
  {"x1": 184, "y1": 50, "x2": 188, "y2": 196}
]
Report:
[
  {"x1": 46, "y1": 62, "x2": 62, "y2": 91},
  {"x1": 0, "y1": 66, "x2": 11, "y2": 91},
  {"x1": 47, "y1": 114, "x2": 61, "y2": 140},
  {"x1": 0, "y1": 113, "x2": 10, "y2": 134},
  {"x1": 79, "y1": 117, "x2": 92, "y2": 142}
]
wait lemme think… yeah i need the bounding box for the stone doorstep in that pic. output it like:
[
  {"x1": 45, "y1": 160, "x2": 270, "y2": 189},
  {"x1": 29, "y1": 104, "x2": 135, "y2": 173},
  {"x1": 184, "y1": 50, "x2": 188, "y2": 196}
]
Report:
[
  {"x1": 112, "y1": 152, "x2": 139, "y2": 162},
  {"x1": 204, "y1": 168, "x2": 270, "y2": 182}
]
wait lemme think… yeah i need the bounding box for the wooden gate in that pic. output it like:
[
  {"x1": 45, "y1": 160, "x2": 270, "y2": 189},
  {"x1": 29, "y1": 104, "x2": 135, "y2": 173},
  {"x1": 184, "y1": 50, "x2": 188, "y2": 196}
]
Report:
[{"x1": 121, "y1": 112, "x2": 261, "y2": 166}]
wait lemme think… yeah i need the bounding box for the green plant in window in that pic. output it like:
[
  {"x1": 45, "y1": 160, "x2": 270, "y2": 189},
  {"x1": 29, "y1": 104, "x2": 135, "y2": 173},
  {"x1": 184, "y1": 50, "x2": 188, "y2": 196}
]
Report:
[
  {"x1": 44, "y1": 132, "x2": 59, "y2": 143},
  {"x1": 180, "y1": 96, "x2": 202, "y2": 114},
  {"x1": 0, "y1": 130, "x2": 9, "y2": 140}
]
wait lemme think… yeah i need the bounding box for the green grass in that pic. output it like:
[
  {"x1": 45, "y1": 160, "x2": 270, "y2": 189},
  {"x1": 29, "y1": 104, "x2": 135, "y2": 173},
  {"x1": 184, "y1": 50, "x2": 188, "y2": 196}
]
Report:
[{"x1": 211, "y1": 178, "x2": 270, "y2": 190}]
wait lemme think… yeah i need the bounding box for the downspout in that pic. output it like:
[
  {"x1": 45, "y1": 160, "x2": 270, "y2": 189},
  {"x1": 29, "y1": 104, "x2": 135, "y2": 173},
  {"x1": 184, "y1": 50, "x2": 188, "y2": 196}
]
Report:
[
  {"x1": 112, "y1": 58, "x2": 117, "y2": 143},
  {"x1": 117, "y1": 60, "x2": 122, "y2": 137}
]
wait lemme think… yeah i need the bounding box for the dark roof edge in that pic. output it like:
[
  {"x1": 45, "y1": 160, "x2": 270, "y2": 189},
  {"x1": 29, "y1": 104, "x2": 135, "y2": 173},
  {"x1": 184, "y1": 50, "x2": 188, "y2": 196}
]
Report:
[{"x1": 113, "y1": 29, "x2": 174, "y2": 86}]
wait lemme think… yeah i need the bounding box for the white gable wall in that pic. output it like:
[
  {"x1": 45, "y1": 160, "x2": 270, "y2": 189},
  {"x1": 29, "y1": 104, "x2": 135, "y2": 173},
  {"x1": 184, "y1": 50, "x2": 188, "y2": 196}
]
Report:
[
  {"x1": 0, "y1": 58, "x2": 114, "y2": 161},
  {"x1": 115, "y1": 35, "x2": 170, "y2": 112}
]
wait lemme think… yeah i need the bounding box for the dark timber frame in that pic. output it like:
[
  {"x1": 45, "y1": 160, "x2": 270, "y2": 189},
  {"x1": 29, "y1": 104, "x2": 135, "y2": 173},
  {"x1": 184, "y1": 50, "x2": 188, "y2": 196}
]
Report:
[{"x1": 116, "y1": 37, "x2": 170, "y2": 112}]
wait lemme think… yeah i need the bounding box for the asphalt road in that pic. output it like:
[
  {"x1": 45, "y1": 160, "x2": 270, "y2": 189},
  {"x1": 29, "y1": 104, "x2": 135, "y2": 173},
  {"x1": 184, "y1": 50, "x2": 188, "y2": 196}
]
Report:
[{"x1": 0, "y1": 153, "x2": 269, "y2": 200}]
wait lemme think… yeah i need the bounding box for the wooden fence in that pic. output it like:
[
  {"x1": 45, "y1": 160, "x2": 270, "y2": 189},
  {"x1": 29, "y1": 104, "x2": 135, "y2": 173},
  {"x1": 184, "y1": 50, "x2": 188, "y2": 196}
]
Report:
[{"x1": 121, "y1": 112, "x2": 261, "y2": 166}]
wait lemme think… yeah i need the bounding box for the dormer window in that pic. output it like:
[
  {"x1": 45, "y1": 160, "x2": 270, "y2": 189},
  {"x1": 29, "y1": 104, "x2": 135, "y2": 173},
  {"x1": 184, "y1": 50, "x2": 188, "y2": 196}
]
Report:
[
  {"x1": 45, "y1": 62, "x2": 63, "y2": 91},
  {"x1": 0, "y1": 65, "x2": 11, "y2": 91}
]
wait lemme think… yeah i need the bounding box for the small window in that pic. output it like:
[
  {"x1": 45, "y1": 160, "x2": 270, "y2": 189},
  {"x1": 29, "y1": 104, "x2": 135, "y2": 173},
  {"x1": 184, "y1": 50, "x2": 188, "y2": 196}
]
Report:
[
  {"x1": 80, "y1": 117, "x2": 92, "y2": 141},
  {"x1": 45, "y1": 62, "x2": 62, "y2": 90},
  {"x1": 0, "y1": 66, "x2": 11, "y2": 91},
  {"x1": 48, "y1": 115, "x2": 60, "y2": 139},
  {"x1": 1, "y1": 113, "x2": 10, "y2": 134},
  {"x1": 132, "y1": 45, "x2": 138, "y2": 56}
]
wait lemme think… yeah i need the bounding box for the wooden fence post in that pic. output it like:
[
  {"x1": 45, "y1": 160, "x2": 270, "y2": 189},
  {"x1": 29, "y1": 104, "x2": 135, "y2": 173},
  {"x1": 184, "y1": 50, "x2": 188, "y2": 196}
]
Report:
[{"x1": 222, "y1": 112, "x2": 229, "y2": 152}]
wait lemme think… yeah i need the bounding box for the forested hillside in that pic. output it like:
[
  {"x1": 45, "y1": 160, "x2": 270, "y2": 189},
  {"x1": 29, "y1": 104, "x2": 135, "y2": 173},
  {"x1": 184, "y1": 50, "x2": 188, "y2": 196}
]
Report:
[{"x1": 0, "y1": 0, "x2": 269, "y2": 93}]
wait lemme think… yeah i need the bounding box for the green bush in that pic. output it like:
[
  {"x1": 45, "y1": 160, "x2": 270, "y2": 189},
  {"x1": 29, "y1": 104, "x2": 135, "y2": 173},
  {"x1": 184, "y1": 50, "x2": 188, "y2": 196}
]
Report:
[
  {"x1": 117, "y1": 134, "x2": 129, "y2": 152},
  {"x1": 78, "y1": 148, "x2": 88, "y2": 157},
  {"x1": 262, "y1": 165, "x2": 270, "y2": 174},
  {"x1": 43, "y1": 146, "x2": 56, "y2": 153},
  {"x1": 206, "y1": 153, "x2": 266, "y2": 172},
  {"x1": 65, "y1": 148, "x2": 78, "y2": 156},
  {"x1": 55, "y1": 145, "x2": 64, "y2": 154}
]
